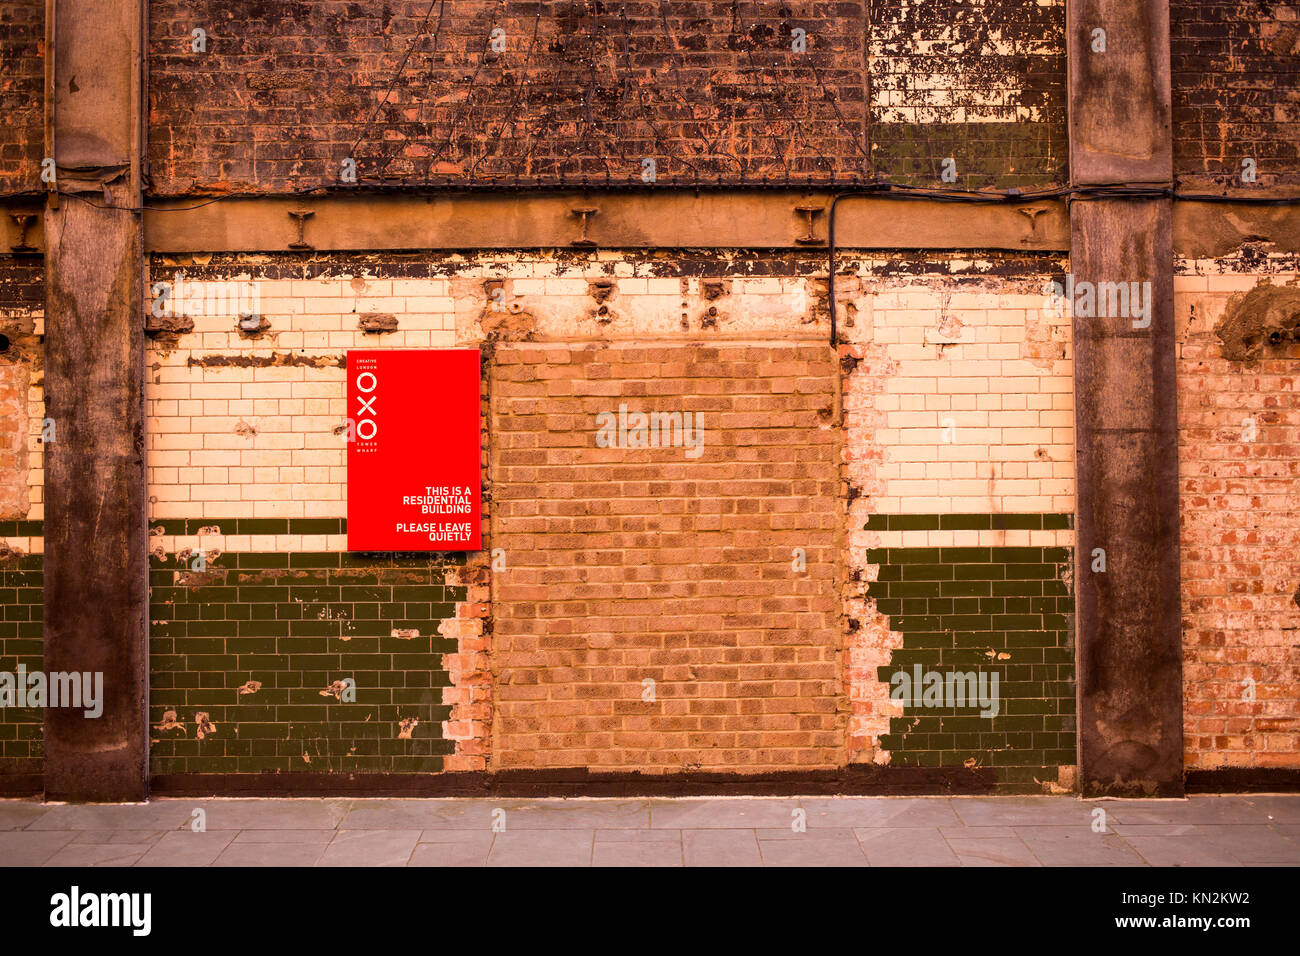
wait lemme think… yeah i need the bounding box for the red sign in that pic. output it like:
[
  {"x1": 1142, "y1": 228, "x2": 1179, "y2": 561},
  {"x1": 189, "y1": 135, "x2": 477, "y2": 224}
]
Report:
[{"x1": 346, "y1": 349, "x2": 482, "y2": 551}]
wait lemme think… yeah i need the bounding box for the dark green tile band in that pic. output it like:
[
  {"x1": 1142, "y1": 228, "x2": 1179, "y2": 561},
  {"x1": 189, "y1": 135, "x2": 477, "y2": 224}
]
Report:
[
  {"x1": 150, "y1": 518, "x2": 349, "y2": 536},
  {"x1": 0, "y1": 550, "x2": 44, "y2": 777},
  {"x1": 864, "y1": 513, "x2": 1075, "y2": 532},
  {"x1": 865, "y1": 538, "x2": 1076, "y2": 793},
  {"x1": 149, "y1": 548, "x2": 468, "y2": 775}
]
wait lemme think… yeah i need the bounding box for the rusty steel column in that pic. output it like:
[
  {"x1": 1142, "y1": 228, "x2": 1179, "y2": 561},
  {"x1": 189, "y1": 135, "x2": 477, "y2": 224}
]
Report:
[
  {"x1": 1069, "y1": 2, "x2": 1183, "y2": 795},
  {"x1": 42, "y1": 0, "x2": 148, "y2": 801}
]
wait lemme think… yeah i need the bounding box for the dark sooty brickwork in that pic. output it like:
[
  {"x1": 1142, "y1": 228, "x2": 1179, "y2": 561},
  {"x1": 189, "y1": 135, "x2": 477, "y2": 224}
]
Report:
[
  {"x1": 147, "y1": 0, "x2": 870, "y2": 191},
  {"x1": 864, "y1": 514, "x2": 1075, "y2": 793},
  {"x1": 149, "y1": 521, "x2": 466, "y2": 774},
  {"x1": 868, "y1": 0, "x2": 1068, "y2": 188}
]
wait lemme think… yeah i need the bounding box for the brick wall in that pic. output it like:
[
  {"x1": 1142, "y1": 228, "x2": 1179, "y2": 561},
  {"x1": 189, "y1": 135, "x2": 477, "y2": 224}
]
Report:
[
  {"x1": 136, "y1": 250, "x2": 1093, "y2": 788},
  {"x1": 0, "y1": 0, "x2": 43, "y2": 196},
  {"x1": 1176, "y1": 250, "x2": 1300, "y2": 772},
  {"x1": 490, "y1": 342, "x2": 843, "y2": 772},
  {"x1": 839, "y1": 254, "x2": 1077, "y2": 792},
  {"x1": 143, "y1": 0, "x2": 1084, "y2": 194},
  {"x1": 10, "y1": 2, "x2": 1299, "y2": 196},
  {"x1": 147, "y1": 0, "x2": 870, "y2": 193},
  {"x1": 1172, "y1": 0, "x2": 1300, "y2": 190},
  {"x1": 46, "y1": 239, "x2": 1300, "y2": 787}
]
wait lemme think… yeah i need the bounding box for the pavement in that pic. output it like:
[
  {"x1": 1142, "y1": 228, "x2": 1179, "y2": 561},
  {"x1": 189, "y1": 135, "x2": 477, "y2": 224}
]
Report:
[{"x1": 1, "y1": 794, "x2": 1298, "y2": 866}]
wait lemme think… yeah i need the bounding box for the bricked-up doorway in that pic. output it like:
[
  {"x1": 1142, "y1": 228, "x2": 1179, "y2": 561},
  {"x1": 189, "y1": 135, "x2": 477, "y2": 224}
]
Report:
[{"x1": 490, "y1": 344, "x2": 844, "y2": 772}]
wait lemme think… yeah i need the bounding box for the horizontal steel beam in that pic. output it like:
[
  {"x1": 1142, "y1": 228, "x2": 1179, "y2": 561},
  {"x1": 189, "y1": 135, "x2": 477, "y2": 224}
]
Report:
[
  {"x1": 142, "y1": 192, "x2": 1071, "y2": 253},
  {"x1": 4, "y1": 194, "x2": 1298, "y2": 257}
]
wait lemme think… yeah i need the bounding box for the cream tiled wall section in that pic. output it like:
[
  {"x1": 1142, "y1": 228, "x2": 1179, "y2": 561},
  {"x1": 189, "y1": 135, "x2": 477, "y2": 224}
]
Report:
[
  {"x1": 147, "y1": 274, "x2": 459, "y2": 529},
  {"x1": 839, "y1": 259, "x2": 1076, "y2": 551},
  {"x1": 863, "y1": 282, "x2": 1074, "y2": 518}
]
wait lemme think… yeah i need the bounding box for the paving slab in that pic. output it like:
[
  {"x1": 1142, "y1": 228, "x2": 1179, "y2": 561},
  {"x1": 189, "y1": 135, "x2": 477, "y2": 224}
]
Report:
[
  {"x1": 135, "y1": 831, "x2": 237, "y2": 867},
  {"x1": 856, "y1": 827, "x2": 959, "y2": 866},
  {"x1": 232, "y1": 829, "x2": 337, "y2": 844},
  {"x1": 1244, "y1": 796, "x2": 1300, "y2": 824},
  {"x1": 0, "y1": 801, "x2": 51, "y2": 831},
  {"x1": 1101, "y1": 796, "x2": 1274, "y2": 827},
  {"x1": 475, "y1": 799, "x2": 650, "y2": 830},
  {"x1": 179, "y1": 798, "x2": 351, "y2": 830},
  {"x1": 409, "y1": 842, "x2": 493, "y2": 867},
  {"x1": 650, "y1": 798, "x2": 802, "y2": 830},
  {"x1": 756, "y1": 829, "x2": 870, "y2": 867},
  {"x1": 340, "y1": 799, "x2": 500, "y2": 830},
  {"x1": 950, "y1": 797, "x2": 1102, "y2": 828},
  {"x1": 1193, "y1": 825, "x2": 1300, "y2": 864},
  {"x1": 27, "y1": 802, "x2": 197, "y2": 831},
  {"x1": 682, "y1": 829, "x2": 762, "y2": 866},
  {"x1": 410, "y1": 831, "x2": 495, "y2": 865},
  {"x1": 486, "y1": 830, "x2": 595, "y2": 867},
  {"x1": 317, "y1": 829, "x2": 422, "y2": 867},
  {"x1": 944, "y1": 835, "x2": 1041, "y2": 867},
  {"x1": 593, "y1": 840, "x2": 683, "y2": 867},
  {"x1": 212, "y1": 843, "x2": 327, "y2": 867},
  {"x1": 0, "y1": 830, "x2": 77, "y2": 866},
  {"x1": 595, "y1": 828, "x2": 682, "y2": 844},
  {"x1": 1, "y1": 795, "x2": 1293, "y2": 866},
  {"x1": 1013, "y1": 826, "x2": 1147, "y2": 866},
  {"x1": 42, "y1": 843, "x2": 153, "y2": 867},
  {"x1": 68, "y1": 830, "x2": 168, "y2": 845},
  {"x1": 802, "y1": 797, "x2": 960, "y2": 828},
  {"x1": 1120, "y1": 834, "x2": 1245, "y2": 867}
]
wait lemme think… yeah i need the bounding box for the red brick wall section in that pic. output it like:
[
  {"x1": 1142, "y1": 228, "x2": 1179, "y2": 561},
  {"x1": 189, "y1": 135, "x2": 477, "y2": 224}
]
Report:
[
  {"x1": 1172, "y1": 0, "x2": 1300, "y2": 190},
  {"x1": 0, "y1": 0, "x2": 43, "y2": 196},
  {"x1": 146, "y1": 0, "x2": 869, "y2": 193},
  {"x1": 1177, "y1": 260, "x2": 1300, "y2": 771},
  {"x1": 489, "y1": 343, "x2": 843, "y2": 772}
]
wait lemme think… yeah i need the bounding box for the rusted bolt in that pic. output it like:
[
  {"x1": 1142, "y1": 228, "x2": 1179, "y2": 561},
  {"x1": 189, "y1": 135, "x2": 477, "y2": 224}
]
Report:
[
  {"x1": 569, "y1": 206, "x2": 598, "y2": 248},
  {"x1": 288, "y1": 209, "x2": 315, "y2": 250},
  {"x1": 8, "y1": 213, "x2": 36, "y2": 253},
  {"x1": 794, "y1": 204, "x2": 826, "y2": 245}
]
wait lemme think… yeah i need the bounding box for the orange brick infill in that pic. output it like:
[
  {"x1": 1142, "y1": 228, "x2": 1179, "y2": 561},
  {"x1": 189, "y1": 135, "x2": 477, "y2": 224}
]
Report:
[{"x1": 489, "y1": 343, "x2": 845, "y2": 772}]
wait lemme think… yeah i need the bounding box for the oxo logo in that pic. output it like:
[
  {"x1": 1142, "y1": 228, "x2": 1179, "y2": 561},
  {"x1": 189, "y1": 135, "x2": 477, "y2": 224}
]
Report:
[
  {"x1": 346, "y1": 349, "x2": 482, "y2": 552},
  {"x1": 354, "y1": 369, "x2": 378, "y2": 440}
]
